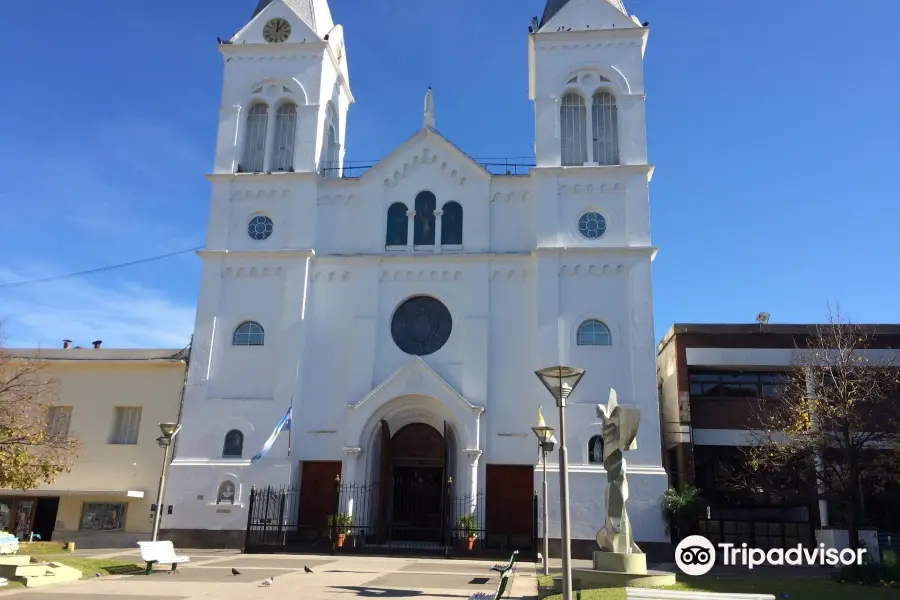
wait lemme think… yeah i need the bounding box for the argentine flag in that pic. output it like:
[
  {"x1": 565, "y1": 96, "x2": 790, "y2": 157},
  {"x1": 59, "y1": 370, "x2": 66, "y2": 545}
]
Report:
[{"x1": 250, "y1": 403, "x2": 292, "y2": 463}]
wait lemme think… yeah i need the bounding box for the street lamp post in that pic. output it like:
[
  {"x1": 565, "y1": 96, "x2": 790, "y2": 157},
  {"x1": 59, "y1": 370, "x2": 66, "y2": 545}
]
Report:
[
  {"x1": 531, "y1": 420, "x2": 555, "y2": 576},
  {"x1": 152, "y1": 422, "x2": 182, "y2": 542},
  {"x1": 535, "y1": 365, "x2": 585, "y2": 600}
]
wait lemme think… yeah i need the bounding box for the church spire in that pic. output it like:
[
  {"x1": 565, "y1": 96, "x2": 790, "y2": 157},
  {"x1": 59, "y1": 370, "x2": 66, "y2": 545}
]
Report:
[
  {"x1": 423, "y1": 86, "x2": 435, "y2": 130},
  {"x1": 539, "y1": 0, "x2": 627, "y2": 28}
]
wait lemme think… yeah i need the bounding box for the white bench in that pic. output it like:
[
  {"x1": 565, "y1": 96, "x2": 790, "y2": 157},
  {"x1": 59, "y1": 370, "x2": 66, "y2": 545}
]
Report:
[
  {"x1": 137, "y1": 541, "x2": 190, "y2": 575},
  {"x1": 625, "y1": 589, "x2": 775, "y2": 600}
]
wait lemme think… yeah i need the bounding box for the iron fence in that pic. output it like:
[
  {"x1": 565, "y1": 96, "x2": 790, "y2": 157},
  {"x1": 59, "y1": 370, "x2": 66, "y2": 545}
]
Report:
[
  {"x1": 319, "y1": 157, "x2": 536, "y2": 179},
  {"x1": 245, "y1": 480, "x2": 535, "y2": 558}
]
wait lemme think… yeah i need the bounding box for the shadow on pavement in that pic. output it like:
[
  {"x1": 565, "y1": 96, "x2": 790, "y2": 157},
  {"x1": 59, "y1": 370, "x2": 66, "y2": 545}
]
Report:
[{"x1": 328, "y1": 587, "x2": 470, "y2": 598}]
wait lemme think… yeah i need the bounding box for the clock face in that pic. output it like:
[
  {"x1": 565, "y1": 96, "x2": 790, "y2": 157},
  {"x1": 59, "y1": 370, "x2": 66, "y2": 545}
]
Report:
[{"x1": 263, "y1": 18, "x2": 291, "y2": 43}]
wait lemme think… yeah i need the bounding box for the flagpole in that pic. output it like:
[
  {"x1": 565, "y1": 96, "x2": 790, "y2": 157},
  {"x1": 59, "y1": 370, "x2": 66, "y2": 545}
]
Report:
[{"x1": 287, "y1": 398, "x2": 293, "y2": 459}]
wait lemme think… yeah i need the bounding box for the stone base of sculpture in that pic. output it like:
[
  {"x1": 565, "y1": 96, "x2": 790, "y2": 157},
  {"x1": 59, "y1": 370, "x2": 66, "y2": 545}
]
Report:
[{"x1": 564, "y1": 551, "x2": 675, "y2": 591}]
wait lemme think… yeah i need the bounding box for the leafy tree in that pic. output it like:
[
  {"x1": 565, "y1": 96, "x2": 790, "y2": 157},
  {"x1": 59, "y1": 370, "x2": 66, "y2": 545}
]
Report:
[
  {"x1": 661, "y1": 485, "x2": 706, "y2": 542},
  {"x1": 0, "y1": 344, "x2": 79, "y2": 489},
  {"x1": 739, "y1": 310, "x2": 900, "y2": 550}
]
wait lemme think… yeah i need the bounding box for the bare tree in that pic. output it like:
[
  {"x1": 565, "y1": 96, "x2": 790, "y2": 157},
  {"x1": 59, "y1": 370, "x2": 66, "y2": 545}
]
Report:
[
  {"x1": 0, "y1": 344, "x2": 80, "y2": 489},
  {"x1": 739, "y1": 310, "x2": 900, "y2": 550}
]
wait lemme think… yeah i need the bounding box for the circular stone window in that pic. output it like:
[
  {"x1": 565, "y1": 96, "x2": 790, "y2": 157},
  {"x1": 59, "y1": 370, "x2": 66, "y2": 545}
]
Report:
[
  {"x1": 578, "y1": 212, "x2": 607, "y2": 239},
  {"x1": 248, "y1": 215, "x2": 274, "y2": 241},
  {"x1": 391, "y1": 296, "x2": 453, "y2": 356}
]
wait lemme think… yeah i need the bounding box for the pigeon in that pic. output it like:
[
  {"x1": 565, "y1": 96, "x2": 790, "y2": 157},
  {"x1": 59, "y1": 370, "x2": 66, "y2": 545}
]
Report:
[
  {"x1": 304, "y1": 566, "x2": 313, "y2": 574},
  {"x1": 262, "y1": 576, "x2": 274, "y2": 586},
  {"x1": 231, "y1": 568, "x2": 241, "y2": 576}
]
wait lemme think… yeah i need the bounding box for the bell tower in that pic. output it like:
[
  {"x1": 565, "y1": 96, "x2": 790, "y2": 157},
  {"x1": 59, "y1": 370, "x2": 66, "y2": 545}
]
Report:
[
  {"x1": 528, "y1": 0, "x2": 648, "y2": 168},
  {"x1": 212, "y1": 0, "x2": 353, "y2": 177}
]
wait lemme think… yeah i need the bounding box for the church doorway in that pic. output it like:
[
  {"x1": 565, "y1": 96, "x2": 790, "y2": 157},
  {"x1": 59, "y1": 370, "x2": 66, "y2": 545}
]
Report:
[{"x1": 380, "y1": 422, "x2": 448, "y2": 545}]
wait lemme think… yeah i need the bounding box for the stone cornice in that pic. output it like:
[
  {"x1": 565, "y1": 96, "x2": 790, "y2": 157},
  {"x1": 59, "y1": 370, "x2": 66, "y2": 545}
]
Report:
[
  {"x1": 207, "y1": 172, "x2": 320, "y2": 183},
  {"x1": 533, "y1": 26, "x2": 647, "y2": 43},
  {"x1": 533, "y1": 246, "x2": 657, "y2": 258},
  {"x1": 198, "y1": 249, "x2": 315, "y2": 260},
  {"x1": 532, "y1": 164, "x2": 655, "y2": 181}
]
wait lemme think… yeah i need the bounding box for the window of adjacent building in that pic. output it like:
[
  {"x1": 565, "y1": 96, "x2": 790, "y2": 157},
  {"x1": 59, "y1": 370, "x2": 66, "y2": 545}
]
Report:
[
  {"x1": 80, "y1": 502, "x2": 126, "y2": 531},
  {"x1": 588, "y1": 435, "x2": 604, "y2": 464},
  {"x1": 576, "y1": 320, "x2": 612, "y2": 346},
  {"x1": 110, "y1": 407, "x2": 142, "y2": 445},
  {"x1": 688, "y1": 371, "x2": 787, "y2": 399},
  {"x1": 233, "y1": 321, "x2": 265, "y2": 346},
  {"x1": 222, "y1": 430, "x2": 244, "y2": 458},
  {"x1": 46, "y1": 406, "x2": 72, "y2": 437}
]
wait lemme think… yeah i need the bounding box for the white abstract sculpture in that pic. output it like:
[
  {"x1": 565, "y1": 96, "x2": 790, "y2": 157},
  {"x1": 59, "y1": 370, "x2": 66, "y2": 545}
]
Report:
[{"x1": 595, "y1": 388, "x2": 642, "y2": 555}]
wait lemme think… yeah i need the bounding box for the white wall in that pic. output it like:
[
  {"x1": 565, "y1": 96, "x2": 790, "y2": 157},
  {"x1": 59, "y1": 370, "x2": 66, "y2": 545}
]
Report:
[{"x1": 165, "y1": 0, "x2": 666, "y2": 543}]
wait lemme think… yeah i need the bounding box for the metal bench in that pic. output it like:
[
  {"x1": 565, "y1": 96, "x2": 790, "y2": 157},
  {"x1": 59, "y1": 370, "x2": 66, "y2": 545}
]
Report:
[
  {"x1": 137, "y1": 541, "x2": 190, "y2": 575},
  {"x1": 468, "y1": 571, "x2": 510, "y2": 600},
  {"x1": 490, "y1": 550, "x2": 518, "y2": 575},
  {"x1": 625, "y1": 589, "x2": 775, "y2": 600}
]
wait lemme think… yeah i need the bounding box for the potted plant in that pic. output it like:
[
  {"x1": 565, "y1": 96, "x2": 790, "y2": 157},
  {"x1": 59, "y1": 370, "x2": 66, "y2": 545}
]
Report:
[
  {"x1": 327, "y1": 514, "x2": 353, "y2": 548},
  {"x1": 457, "y1": 514, "x2": 478, "y2": 550},
  {"x1": 661, "y1": 485, "x2": 706, "y2": 544}
]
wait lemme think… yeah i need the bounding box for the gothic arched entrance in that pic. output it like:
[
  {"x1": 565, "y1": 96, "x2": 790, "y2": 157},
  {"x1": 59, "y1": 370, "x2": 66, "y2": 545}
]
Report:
[{"x1": 377, "y1": 421, "x2": 449, "y2": 545}]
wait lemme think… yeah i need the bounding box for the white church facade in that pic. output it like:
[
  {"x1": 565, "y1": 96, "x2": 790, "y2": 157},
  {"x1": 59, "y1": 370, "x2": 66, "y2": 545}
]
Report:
[{"x1": 163, "y1": 0, "x2": 669, "y2": 556}]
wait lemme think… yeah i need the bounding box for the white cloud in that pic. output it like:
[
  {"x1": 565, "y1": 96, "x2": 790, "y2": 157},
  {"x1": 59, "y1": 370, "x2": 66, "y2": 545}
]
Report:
[{"x1": 0, "y1": 267, "x2": 195, "y2": 349}]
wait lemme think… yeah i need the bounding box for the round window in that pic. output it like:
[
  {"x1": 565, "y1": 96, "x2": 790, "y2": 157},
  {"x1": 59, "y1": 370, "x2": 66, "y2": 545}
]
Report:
[
  {"x1": 391, "y1": 296, "x2": 453, "y2": 356},
  {"x1": 578, "y1": 212, "x2": 607, "y2": 239},
  {"x1": 248, "y1": 215, "x2": 274, "y2": 241}
]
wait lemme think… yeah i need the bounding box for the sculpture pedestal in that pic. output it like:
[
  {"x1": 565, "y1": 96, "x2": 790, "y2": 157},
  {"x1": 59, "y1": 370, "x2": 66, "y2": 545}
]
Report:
[{"x1": 560, "y1": 551, "x2": 676, "y2": 591}]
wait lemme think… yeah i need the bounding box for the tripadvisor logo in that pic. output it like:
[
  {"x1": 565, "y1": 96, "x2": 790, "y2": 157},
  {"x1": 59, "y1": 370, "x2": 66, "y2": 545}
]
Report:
[{"x1": 674, "y1": 535, "x2": 867, "y2": 576}]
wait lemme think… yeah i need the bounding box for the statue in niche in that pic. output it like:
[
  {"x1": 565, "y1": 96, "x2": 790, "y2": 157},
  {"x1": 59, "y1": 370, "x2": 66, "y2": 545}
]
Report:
[
  {"x1": 595, "y1": 389, "x2": 642, "y2": 555},
  {"x1": 216, "y1": 481, "x2": 236, "y2": 505}
]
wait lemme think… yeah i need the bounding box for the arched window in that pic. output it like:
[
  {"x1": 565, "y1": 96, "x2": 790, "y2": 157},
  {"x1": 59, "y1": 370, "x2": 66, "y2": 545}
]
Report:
[
  {"x1": 233, "y1": 321, "x2": 265, "y2": 346},
  {"x1": 216, "y1": 480, "x2": 236, "y2": 505},
  {"x1": 414, "y1": 191, "x2": 437, "y2": 246},
  {"x1": 577, "y1": 320, "x2": 612, "y2": 346},
  {"x1": 592, "y1": 92, "x2": 619, "y2": 166},
  {"x1": 242, "y1": 103, "x2": 269, "y2": 173},
  {"x1": 589, "y1": 435, "x2": 604, "y2": 464},
  {"x1": 386, "y1": 202, "x2": 409, "y2": 246},
  {"x1": 441, "y1": 201, "x2": 463, "y2": 245},
  {"x1": 222, "y1": 430, "x2": 244, "y2": 458},
  {"x1": 324, "y1": 125, "x2": 339, "y2": 178},
  {"x1": 272, "y1": 102, "x2": 297, "y2": 171},
  {"x1": 560, "y1": 93, "x2": 587, "y2": 166}
]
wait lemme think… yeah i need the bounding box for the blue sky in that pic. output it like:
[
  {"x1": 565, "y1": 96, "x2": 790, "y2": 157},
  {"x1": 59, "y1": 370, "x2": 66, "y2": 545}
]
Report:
[{"x1": 0, "y1": 0, "x2": 898, "y2": 349}]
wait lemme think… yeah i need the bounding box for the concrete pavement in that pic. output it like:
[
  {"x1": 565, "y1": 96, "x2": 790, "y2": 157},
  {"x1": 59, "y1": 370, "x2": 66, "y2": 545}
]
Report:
[{"x1": 0, "y1": 551, "x2": 539, "y2": 599}]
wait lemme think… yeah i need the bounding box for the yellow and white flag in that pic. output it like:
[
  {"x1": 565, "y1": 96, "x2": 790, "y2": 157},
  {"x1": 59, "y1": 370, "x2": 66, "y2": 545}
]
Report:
[{"x1": 537, "y1": 406, "x2": 558, "y2": 444}]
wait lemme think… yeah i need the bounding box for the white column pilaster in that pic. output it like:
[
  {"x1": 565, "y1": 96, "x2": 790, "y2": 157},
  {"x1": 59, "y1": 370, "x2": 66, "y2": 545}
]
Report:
[
  {"x1": 341, "y1": 447, "x2": 362, "y2": 516},
  {"x1": 405, "y1": 210, "x2": 416, "y2": 251},
  {"x1": 465, "y1": 449, "x2": 482, "y2": 513},
  {"x1": 433, "y1": 210, "x2": 443, "y2": 253}
]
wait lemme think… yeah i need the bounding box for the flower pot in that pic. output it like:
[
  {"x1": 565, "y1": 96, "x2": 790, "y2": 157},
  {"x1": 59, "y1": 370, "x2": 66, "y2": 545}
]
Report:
[
  {"x1": 337, "y1": 534, "x2": 346, "y2": 548},
  {"x1": 466, "y1": 536, "x2": 474, "y2": 551}
]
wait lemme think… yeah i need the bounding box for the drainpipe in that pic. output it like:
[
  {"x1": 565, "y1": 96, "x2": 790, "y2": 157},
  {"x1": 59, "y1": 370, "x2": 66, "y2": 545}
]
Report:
[{"x1": 171, "y1": 336, "x2": 192, "y2": 459}]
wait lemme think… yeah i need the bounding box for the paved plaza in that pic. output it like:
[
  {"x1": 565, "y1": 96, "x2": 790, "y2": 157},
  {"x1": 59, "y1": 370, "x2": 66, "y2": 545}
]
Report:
[{"x1": 0, "y1": 550, "x2": 539, "y2": 599}]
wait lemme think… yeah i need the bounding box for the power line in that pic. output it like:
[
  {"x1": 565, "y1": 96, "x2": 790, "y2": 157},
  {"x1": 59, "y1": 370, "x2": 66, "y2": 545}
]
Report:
[{"x1": 0, "y1": 246, "x2": 202, "y2": 290}]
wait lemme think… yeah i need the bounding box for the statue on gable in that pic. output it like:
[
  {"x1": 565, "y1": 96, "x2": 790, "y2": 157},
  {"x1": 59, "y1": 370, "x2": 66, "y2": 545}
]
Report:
[{"x1": 595, "y1": 388, "x2": 642, "y2": 555}]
